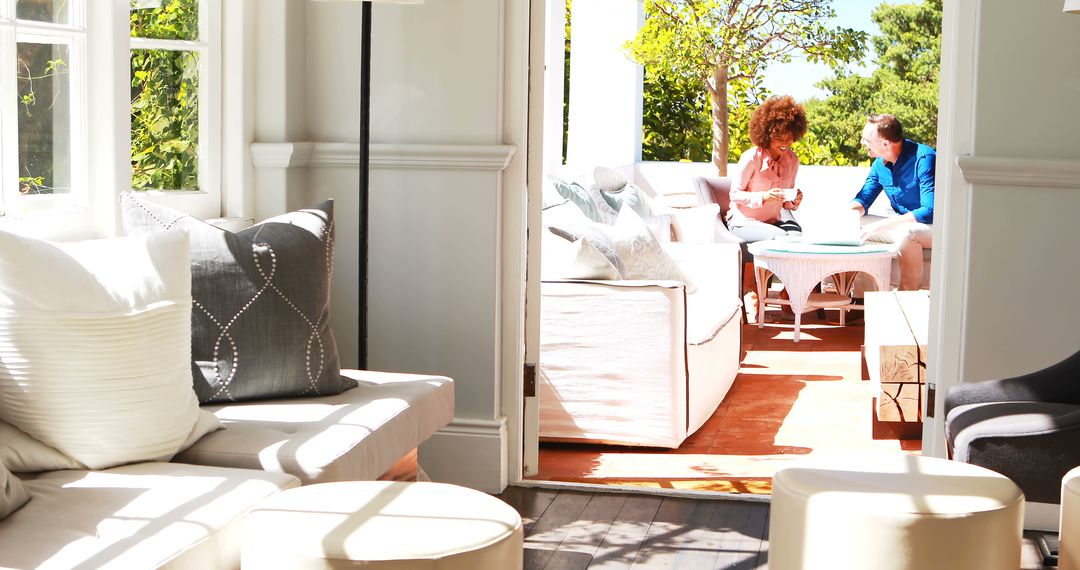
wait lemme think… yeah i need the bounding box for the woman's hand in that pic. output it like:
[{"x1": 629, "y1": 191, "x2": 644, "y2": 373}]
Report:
[
  {"x1": 783, "y1": 189, "x2": 803, "y2": 210},
  {"x1": 764, "y1": 188, "x2": 786, "y2": 203}
]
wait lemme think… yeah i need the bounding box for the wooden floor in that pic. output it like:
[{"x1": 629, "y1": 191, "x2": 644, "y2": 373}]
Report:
[{"x1": 497, "y1": 486, "x2": 1057, "y2": 570}]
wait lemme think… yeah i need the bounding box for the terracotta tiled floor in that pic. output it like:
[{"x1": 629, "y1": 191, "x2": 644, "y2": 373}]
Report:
[{"x1": 529, "y1": 304, "x2": 922, "y2": 495}]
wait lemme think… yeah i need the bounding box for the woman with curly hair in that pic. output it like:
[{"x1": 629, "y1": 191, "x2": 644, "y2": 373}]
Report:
[{"x1": 727, "y1": 95, "x2": 808, "y2": 242}]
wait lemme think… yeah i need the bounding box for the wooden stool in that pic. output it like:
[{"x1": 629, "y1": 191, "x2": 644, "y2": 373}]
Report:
[
  {"x1": 242, "y1": 481, "x2": 523, "y2": 569},
  {"x1": 769, "y1": 454, "x2": 1023, "y2": 570}
]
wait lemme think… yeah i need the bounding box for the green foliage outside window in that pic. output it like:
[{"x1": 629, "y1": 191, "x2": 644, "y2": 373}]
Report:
[{"x1": 130, "y1": 0, "x2": 201, "y2": 191}]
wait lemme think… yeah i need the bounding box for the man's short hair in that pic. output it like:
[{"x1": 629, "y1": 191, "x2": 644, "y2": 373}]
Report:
[{"x1": 867, "y1": 114, "x2": 904, "y2": 143}]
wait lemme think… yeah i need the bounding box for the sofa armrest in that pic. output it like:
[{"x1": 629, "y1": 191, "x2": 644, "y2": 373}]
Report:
[
  {"x1": 945, "y1": 401, "x2": 1080, "y2": 503},
  {"x1": 668, "y1": 204, "x2": 745, "y2": 247},
  {"x1": 944, "y1": 349, "x2": 1080, "y2": 415},
  {"x1": 664, "y1": 241, "x2": 741, "y2": 308}
]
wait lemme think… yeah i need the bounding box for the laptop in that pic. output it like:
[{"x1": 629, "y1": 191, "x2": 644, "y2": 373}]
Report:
[{"x1": 802, "y1": 209, "x2": 866, "y2": 246}]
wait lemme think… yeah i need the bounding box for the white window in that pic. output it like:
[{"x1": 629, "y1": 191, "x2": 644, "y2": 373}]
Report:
[
  {"x1": 0, "y1": 0, "x2": 221, "y2": 228},
  {"x1": 129, "y1": 0, "x2": 220, "y2": 217},
  {"x1": 0, "y1": 0, "x2": 87, "y2": 218}
]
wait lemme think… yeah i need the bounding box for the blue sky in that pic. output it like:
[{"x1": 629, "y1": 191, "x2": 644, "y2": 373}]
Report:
[{"x1": 760, "y1": 0, "x2": 880, "y2": 102}]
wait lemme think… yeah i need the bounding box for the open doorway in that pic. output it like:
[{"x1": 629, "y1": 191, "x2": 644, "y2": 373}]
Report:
[{"x1": 523, "y1": 0, "x2": 943, "y2": 495}]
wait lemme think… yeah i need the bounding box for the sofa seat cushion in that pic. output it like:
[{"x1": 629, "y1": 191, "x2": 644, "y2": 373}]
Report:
[
  {"x1": 666, "y1": 242, "x2": 742, "y2": 345},
  {"x1": 0, "y1": 462, "x2": 298, "y2": 570},
  {"x1": 173, "y1": 370, "x2": 455, "y2": 484}
]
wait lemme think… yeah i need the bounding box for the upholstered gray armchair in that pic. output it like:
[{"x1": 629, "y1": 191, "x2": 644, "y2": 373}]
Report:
[{"x1": 945, "y1": 349, "x2": 1080, "y2": 504}]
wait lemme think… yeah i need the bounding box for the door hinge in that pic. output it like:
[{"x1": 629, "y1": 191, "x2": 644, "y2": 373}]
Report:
[
  {"x1": 523, "y1": 363, "x2": 537, "y2": 398},
  {"x1": 925, "y1": 382, "x2": 936, "y2": 419}
]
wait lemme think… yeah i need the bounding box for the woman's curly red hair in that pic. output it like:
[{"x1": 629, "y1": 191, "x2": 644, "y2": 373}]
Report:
[{"x1": 748, "y1": 95, "x2": 808, "y2": 149}]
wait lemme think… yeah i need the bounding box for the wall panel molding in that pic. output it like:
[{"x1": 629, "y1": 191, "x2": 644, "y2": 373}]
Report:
[
  {"x1": 957, "y1": 155, "x2": 1080, "y2": 188},
  {"x1": 251, "y1": 142, "x2": 517, "y2": 171}
]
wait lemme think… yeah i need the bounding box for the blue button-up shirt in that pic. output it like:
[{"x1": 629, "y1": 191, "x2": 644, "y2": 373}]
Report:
[{"x1": 852, "y1": 139, "x2": 936, "y2": 224}]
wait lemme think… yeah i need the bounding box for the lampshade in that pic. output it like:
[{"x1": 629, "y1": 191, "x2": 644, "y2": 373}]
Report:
[{"x1": 1067, "y1": 0, "x2": 1080, "y2": 14}]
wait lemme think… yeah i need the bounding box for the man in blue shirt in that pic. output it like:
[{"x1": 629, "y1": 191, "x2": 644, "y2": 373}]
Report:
[{"x1": 850, "y1": 114, "x2": 935, "y2": 291}]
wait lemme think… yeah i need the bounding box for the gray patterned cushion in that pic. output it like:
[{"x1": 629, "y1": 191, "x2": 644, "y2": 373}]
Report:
[{"x1": 120, "y1": 192, "x2": 356, "y2": 403}]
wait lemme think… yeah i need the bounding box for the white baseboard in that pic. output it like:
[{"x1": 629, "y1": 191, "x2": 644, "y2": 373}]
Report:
[
  {"x1": 419, "y1": 417, "x2": 509, "y2": 494},
  {"x1": 1026, "y1": 501, "x2": 1061, "y2": 532}
]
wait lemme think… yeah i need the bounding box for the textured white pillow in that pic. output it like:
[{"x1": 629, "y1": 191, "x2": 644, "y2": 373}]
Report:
[
  {"x1": 0, "y1": 462, "x2": 29, "y2": 520},
  {"x1": 611, "y1": 207, "x2": 696, "y2": 292},
  {"x1": 0, "y1": 229, "x2": 220, "y2": 470},
  {"x1": 540, "y1": 230, "x2": 622, "y2": 281}
]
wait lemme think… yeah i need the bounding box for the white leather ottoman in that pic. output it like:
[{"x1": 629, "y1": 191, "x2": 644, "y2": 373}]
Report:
[
  {"x1": 768, "y1": 454, "x2": 1023, "y2": 570},
  {"x1": 1061, "y1": 466, "x2": 1080, "y2": 570},
  {"x1": 242, "y1": 481, "x2": 522, "y2": 569}
]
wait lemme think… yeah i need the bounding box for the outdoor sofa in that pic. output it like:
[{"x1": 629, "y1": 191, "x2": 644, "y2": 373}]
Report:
[{"x1": 536, "y1": 169, "x2": 743, "y2": 448}]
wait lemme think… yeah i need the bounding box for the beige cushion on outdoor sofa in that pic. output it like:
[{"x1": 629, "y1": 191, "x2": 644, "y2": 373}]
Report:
[
  {"x1": 174, "y1": 370, "x2": 455, "y2": 484},
  {"x1": 0, "y1": 462, "x2": 298, "y2": 570}
]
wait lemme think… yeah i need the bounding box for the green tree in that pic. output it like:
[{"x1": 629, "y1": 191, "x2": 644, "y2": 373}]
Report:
[
  {"x1": 808, "y1": 0, "x2": 942, "y2": 165},
  {"x1": 626, "y1": 0, "x2": 866, "y2": 175}
]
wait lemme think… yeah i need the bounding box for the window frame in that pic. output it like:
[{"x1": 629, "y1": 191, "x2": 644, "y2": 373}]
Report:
[
  {"x1": 128, "y1": 0, "x2": 221, "y2": 218},
  {"x1": 0, "y1": 0, "x2": 223, "y2": 233},
  {"x1": 0, "y1": 0, "x2": 88, "y2": 220}
]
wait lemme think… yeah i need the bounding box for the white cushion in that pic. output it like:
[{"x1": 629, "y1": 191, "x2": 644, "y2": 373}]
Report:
[
  {"x1": 770, "y1": 454, "x2": 1024, "y2": 570},
  {"x1": 0, "y1": 229, "x2": 219, "y2": 470},
  {"x1": 540, "y1": 229, "x2": 621, "y2": 281},
  {"x1": 0, "y1": 462, "x2": 29, "y2": 520},
  {"x1": 174, "y1": 370, "x2": 455, "y2": 483},
  {"x1": 243, "y1": 481, "x2": 523, "y2": 569},
  {"x1": 611, "y1": 207, "x2": 695, "y2": 291},
  {"x1": 0, "y1": 462, "x2": 298, "y2": 570}
]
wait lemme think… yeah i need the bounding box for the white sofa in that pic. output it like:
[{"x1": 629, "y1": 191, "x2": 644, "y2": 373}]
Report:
[
  {"x1": 0, "y1": 370, "x2": 454, "y2": 569},
  {"x1": 539, "y1": 240, "x2": 743, "y2": 448}
]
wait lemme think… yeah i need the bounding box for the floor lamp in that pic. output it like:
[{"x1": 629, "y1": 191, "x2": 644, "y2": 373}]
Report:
[{"x1": 309, "y1": 0, "x2": 422, "y2": 369}]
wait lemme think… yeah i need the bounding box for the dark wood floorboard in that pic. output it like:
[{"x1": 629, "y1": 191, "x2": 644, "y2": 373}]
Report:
[{"x1": 497, "y1": 487, "x2": 1057, "y2": 570}]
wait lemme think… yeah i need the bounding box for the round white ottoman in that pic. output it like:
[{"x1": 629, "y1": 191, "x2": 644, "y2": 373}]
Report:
[
  {"x1": 1061, "y1": 466, "x2": 1080, "y2": 570},
  {"x1": 768, "y1": 454, "x2": 1023, "y2": 570},
  {"x1": 242, "y1": 481, "x2": 523, "y2": 569}
]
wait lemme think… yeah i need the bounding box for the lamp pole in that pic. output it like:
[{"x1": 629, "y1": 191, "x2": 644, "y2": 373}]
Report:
[{"x1": 358, "y1": 1, "x2": 371, "y2": 369}]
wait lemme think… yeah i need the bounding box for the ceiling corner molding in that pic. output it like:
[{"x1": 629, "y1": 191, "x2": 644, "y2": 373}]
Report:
[
  {"x1": 250, "y1": 142, "x2": 314, "y2": 168},
  {"x1": 956, "y1": 155, "x2": 1080, "y2": 189}
]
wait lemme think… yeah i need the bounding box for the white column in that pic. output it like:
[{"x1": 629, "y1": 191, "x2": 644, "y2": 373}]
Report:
[{"x1": 565, "y1": 0, "x2": 643, "y2": 171}]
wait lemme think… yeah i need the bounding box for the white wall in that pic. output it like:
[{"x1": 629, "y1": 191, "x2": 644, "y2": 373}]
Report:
[
  {"x1": 956, "y1": 2, "x2": 1080, "y2": 380},
  {"x1": 286, "y1": 0, "x2": 527, "y2": 493},
  {"x1": 924, "y1": 0, "x2": 1080, "y2": 456}
]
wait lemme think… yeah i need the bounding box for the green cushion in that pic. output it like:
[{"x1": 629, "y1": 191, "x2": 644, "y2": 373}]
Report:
[
  {"x1": 548, "y1": 176, "x2": 616, "y2": 223},
  {"x1": 593, "y1": 166, "x2": 654, "y2": 221}
]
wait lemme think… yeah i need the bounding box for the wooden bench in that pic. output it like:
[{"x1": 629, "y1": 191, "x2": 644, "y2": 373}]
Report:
[{"x1": 864, "y1": 290, "x2": 929, "y2": 439}]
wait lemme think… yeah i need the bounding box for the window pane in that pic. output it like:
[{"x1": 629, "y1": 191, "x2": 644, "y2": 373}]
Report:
[
  {"x1": 16, "y1": 0, "x2": 70, "y2": 25},
  {"x1": 130, "y1": 0, "x2": 199, "y2": 41},
  {"x1": 131, "y1": 49, "x2": 199, "y2": 191},
  {"x1": 17, "y1": 42, "x2": 71, "y2": 195}
]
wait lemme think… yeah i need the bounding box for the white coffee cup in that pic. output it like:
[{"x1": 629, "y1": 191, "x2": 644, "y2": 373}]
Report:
[{"x1": 782, "y1": 188, "x2": 798, "y2": 201}]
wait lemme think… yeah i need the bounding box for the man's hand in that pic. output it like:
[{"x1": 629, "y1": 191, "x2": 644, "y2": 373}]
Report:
[{"x1": 849, "y1": 201, "x2": 866, "y2": 215}]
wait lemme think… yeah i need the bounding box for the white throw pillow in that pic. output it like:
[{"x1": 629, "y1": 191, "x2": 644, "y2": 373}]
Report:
[
  {"x1": 671, "y1": 203, "x2": 722, "y2": 243},
  {"x1": 611, "y1": 207, "x2": 696, "y2": 292},
  {"x1": 540, "y1": 230, "x2": 622, "y2": 281},
  {"x1": 0, "y1": 462, "x2": 29, "y2": 520},
  {"x1": 0, "y1": 229, "x2": 220, "y2": 470}
]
